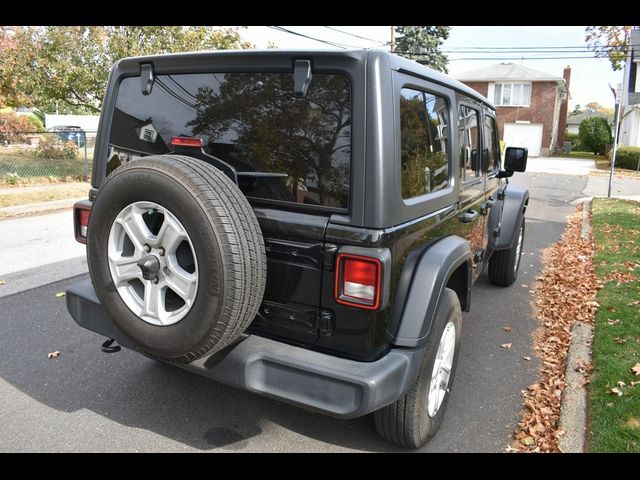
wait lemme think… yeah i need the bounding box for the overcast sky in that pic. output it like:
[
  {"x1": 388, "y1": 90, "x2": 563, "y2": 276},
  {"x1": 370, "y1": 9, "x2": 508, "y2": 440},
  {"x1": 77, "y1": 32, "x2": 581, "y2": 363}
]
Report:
[{"x1": 240, "y1": 26, "x2": 623, "y2": 109}]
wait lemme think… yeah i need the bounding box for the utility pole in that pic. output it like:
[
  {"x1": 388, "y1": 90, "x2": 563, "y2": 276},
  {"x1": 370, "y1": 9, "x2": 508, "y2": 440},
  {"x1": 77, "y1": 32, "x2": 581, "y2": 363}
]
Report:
[
  {"x1": 608, "y1": 29, "x2": 630, "y2": 198},
  {"x1": 390, "y1": 26, "x2": 395, "y2": 53},
  {"x1": 608, "y1": 84, "x2": 622, "y2": 198}
]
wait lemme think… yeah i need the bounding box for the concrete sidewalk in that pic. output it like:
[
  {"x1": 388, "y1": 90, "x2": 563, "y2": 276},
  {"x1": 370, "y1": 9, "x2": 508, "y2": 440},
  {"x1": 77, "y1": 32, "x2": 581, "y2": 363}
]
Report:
[{"x1": 0, "y1": 197, "x2": 85, "y2": 218}]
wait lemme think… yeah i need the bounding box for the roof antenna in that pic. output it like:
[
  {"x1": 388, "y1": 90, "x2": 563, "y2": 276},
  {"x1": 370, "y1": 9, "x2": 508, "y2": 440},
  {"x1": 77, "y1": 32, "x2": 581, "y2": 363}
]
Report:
[{"x1": 293, "y1": 60, "x2": 312, "y2": 98}]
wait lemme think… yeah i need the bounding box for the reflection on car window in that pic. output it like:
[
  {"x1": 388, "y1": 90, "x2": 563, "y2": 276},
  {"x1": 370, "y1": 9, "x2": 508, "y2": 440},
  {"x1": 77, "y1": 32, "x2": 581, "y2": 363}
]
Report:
[
  {"x1": 109, "y1": 72, "x2": 352, "y2": 209},
  {"x1": 483, "y1": 116, "x2": 498, "y2": 172},
  {"x1": 399, "y1": 88, "x2": 449, "y2": 199},
  {"x1": 458, "y1": 105, "x2": 480, "y2": 181}
]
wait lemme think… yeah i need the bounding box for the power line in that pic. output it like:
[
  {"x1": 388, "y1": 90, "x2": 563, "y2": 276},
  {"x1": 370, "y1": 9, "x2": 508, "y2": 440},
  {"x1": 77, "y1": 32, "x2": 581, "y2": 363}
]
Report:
[
  {"x1": 322, "y1": 26, "x2": 387, "y2": 45},
  {"x1": 442, "y1": 49, "x2": 626, "y2": 54},
  {"x1": 268, "y1": 26, "x2": 356, "y2": 49},
  {"x1": 445, "y1": 44, "x2": 638, "y2": 50},
  {"x1": 447, "y1": 55, "x2": 611, "y2": 61}
]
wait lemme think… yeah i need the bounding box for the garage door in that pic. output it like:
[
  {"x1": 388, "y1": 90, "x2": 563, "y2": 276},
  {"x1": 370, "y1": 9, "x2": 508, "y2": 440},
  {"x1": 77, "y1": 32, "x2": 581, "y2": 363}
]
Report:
[{"x1": 503, "y1": 123, "x2": 543, "y2": 157}]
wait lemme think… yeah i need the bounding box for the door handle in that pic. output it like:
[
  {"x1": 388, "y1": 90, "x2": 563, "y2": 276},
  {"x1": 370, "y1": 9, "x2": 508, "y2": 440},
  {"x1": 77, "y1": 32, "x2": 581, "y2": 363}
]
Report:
[{"x1": 458, "y1": 209, "x2": 479, "y2": 223}]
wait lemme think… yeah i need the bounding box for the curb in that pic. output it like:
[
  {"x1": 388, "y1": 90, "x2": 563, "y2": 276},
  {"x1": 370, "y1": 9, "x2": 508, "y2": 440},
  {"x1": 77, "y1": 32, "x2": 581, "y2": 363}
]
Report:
[
  {"x1": 557, "y1": 199, "x2": 593, "y2": 453},
  {"x1": 0, "y1": 197, "x2": 84, "y2": 219}
]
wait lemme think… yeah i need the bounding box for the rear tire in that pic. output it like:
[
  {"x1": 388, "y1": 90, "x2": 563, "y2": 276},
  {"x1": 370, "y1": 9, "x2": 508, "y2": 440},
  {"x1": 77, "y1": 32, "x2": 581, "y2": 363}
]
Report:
[
  {"x1": 374, "y1": 288, "x2": 462, "y2": 449},
  {"x1": 488, "y1": 217, "x2": 525, "y2": 287},
  {"x1": 87, "y1": 155, "x2": 267, "y2": 363}
]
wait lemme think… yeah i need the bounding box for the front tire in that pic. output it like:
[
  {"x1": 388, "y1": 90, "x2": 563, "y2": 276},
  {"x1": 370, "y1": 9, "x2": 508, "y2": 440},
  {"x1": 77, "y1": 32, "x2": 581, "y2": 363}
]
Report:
[{"x1": 374, "y1": 288, "x2": 462, "y2": 449}]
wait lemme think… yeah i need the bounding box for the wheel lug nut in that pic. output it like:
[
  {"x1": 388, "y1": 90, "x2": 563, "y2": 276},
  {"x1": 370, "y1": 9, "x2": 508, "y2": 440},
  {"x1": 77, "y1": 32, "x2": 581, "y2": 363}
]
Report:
[
  {"x1": 159, "y1": 247, "x2": 165, "y2": 256},
  {"x1": 144, "y1": 244, "x2": 151, "y2": 253},
  {"x1": 153, "y1": 276, "x2": 159, "y2": 284}
]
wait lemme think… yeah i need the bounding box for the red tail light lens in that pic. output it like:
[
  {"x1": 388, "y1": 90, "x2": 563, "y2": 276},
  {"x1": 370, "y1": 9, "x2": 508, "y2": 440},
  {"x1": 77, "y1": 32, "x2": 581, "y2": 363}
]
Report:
[
  {"x1": 335, "y1": 254, "x2": 382, "y2": 310},
  {"x1": 171, "y1": 136, "x2": 203, "y2": 148},
  {"x1": 73, "y1": 202, "x2": 91, "y2": 244}
]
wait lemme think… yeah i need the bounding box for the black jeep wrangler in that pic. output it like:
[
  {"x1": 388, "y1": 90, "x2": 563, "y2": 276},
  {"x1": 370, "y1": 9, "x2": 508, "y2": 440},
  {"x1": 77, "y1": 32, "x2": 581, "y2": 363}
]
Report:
[{"x1": 66, "y1": 49, "x2": 528, "y2": 449}]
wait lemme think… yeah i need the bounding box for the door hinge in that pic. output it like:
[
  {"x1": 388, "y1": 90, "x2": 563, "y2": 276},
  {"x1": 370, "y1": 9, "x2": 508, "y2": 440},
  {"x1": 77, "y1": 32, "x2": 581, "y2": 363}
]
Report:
[
  {"x1": 322, "y1": 244, "x2": 337, "y2": 270},
  {"x1": 140, "y1": 63, "x2": 155, "y2": 95}
]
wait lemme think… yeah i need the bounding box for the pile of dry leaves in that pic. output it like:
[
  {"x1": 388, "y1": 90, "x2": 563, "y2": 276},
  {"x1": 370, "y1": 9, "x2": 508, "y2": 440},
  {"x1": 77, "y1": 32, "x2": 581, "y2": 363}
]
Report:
[{"x1": 513, "y1": 204, "x2": 600, "y2": 453}]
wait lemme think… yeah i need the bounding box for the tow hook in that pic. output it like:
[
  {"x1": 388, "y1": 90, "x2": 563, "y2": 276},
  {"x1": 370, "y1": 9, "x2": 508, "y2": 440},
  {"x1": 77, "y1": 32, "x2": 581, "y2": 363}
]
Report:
[{"x1": 101, "y1": 338, "x2": 121, "y2": 353}]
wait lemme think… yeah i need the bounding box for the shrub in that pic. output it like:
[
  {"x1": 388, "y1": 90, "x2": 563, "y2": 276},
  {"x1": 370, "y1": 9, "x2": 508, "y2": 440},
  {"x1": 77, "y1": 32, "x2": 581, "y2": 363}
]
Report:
[
  {"x1": 0, "y1": 112, "x2": 34, "y2": 144},
  {"x1": 614, "y1": 146, "x2": 640, "y2": 170},
  {"x1": 5, "y1": 172, "x2": 20, "y2": 185},
  {"x1": 35, "y1": 135, "x2": 79, "y2": 159},
  {"x1": 25, "y1": 114, "x2": 45, "y2": 132},
  {"x1": 578, "y1": 117, "x2": 611, "y2": 155},
  {"x1": 565, "y1": 132, "x2": 582, "y2": 150}
]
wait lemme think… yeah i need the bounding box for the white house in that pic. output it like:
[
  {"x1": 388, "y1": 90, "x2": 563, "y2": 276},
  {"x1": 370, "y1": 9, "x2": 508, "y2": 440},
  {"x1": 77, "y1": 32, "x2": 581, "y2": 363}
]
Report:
[{"x1": 620, "y1": 28, "x2": 640, "y2": 147}]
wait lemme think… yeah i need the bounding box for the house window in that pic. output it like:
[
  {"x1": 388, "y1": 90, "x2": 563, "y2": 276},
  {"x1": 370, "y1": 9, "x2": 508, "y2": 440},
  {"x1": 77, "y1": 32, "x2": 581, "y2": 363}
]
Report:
[{"x1": 493, "y1": 83, "x2": 531, "y2": 107}]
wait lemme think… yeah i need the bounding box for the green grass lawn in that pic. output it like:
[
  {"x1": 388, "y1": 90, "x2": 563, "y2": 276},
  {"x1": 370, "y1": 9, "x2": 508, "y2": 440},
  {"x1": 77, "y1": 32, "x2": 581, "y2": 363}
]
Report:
[{"x1": 589, "y1": 198, "x2": 640, "y2": 452}]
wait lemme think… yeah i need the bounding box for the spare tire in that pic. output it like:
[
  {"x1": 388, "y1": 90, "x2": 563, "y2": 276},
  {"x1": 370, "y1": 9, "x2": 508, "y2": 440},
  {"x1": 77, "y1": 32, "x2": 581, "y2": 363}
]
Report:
[{"x1": 87, "y1": 154, "x2": 267, "y2": 362}]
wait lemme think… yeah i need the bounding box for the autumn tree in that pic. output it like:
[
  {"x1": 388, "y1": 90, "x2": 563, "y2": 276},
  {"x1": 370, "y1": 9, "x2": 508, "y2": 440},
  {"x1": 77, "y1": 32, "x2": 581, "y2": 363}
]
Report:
[
  {"x1": 394, "y1": 26, "x2": 450, "y2": 73},
  {"x1": 585, "y1": 26, "x2": 636, "y2": 71},
  {"x1": 0, "y1": 26, "x2": 252, "y2": 113}
]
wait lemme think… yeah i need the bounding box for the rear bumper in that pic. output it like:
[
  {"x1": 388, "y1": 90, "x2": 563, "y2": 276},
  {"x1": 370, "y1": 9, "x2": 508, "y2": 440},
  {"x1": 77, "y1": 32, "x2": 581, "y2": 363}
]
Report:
[{"x1": 66, "y1": 280, "x2": 425, "y2": 419}]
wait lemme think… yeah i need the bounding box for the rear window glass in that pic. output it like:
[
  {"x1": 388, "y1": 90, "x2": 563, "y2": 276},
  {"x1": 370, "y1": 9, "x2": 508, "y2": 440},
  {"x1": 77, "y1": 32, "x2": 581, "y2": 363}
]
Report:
[{"x1": 108, "y1": 72, "x2": 352, "y2": 209}]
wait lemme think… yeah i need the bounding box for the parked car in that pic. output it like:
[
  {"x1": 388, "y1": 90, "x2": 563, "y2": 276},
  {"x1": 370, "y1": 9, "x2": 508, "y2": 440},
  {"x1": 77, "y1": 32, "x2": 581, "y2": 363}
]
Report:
[
  {"x1": 47, "y1": 125, "x2": 86, "y2": 147},
  {"x1": 66, "y1": 49, "x2": 528, "y2": 449}
]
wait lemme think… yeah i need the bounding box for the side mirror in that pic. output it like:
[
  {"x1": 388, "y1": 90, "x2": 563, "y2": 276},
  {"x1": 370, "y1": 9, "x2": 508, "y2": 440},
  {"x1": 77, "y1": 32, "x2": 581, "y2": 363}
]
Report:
[{"x1": 504, "y1": 147, "x2": 528, "y2": 172}]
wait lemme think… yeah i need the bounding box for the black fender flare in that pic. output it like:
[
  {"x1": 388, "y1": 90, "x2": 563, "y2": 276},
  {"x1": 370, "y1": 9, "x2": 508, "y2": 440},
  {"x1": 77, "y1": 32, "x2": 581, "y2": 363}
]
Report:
[
  {"x1": 489, "y1": 186, "x2": 529, "y2": 251},
  {"x1": 389, "y1": 236, "x2": 472, "y2": 348}
]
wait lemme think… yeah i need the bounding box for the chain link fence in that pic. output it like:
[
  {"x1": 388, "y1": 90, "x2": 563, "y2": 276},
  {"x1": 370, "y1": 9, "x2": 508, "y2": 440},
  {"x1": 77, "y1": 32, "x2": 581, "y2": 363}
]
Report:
[{"x1": 0, "y1": 130, "x2": 96, "y2": 183}]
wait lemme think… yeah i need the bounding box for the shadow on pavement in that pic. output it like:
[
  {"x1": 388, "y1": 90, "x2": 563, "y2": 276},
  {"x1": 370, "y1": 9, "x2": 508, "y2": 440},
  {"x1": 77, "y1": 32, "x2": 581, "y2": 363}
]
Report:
[{"x1": 0, "y1": 274, "x2": 401, "y2": 452}]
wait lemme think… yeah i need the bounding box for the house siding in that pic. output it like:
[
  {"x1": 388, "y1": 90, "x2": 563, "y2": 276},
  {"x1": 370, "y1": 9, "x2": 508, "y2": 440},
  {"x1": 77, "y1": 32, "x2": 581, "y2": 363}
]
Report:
[{"x1": 461, "y1": 81, "x2": 559, "y2": 153}]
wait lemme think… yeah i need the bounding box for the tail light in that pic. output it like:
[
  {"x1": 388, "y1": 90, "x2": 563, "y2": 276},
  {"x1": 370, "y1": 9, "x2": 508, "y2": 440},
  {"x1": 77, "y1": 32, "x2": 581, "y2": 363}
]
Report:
[
  {"x1": 334, "y1": 253, "x2": 382, "y2": 310},
  {"x1": 73, "y1": 201, "x2": 92, "y2": 244},
  {"x1": 171, "y1": 136, "x2": 203, "y2": 148}
]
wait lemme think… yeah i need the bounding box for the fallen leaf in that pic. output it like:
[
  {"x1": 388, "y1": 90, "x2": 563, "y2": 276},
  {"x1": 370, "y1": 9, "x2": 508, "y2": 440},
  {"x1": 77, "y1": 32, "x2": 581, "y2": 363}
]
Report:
[
  {"x1": 614, "y1": 337, "x2": 627, "y2": 345},
  {"x1": 632, "y1": 363, "x2": 640, "y2": 376},
  {"x1": 624, "y1": 418, "x2": 640, "y2": 429},
  {"x1": 610, "y1": 387, "x2": 623, "y2": 396},
  {"x1": 500, "y1": 343, "x2": 512, "y2": 349},
  {"x1": 521, "y1": 436, "x2": 536, "y2": 446},
  {"x1": 502, "y1": 326, "x2": 512, "y2": 333},
  {"x1": 617, "y1": 381, "x2": 627, "y2": 388},
  {"x1": 521, "y1": 284, "x2": 529, "y2": 288},
  {"x1": 55, "y1": 292, "x2": 66, "y2": 298},
  {"x1": 606, "y1": 306, "x2": 617, "y2": 312},
  {"x1": 47, "y1": 351, "x2": 61, "y2": 359},
  {"x1": 607, "y1": 319, "x2": 621, "y2": 326},
  {"x1": 606, "y1": 402, "x2": 614, "y2": 407},
  {"x1": 0, "y1": 280, "x2": 6, "y2": 286},
  {"x1": 628, "y1": 300, "x2": 640, "y2": 306},
  {"x1": 630, "y1": 381, "x2": 640, "y2": 387},
  {"x1": 505, "y1": 445, "x2": 518, "y2": 452},
  {"x1": 522, "y1": 356, "x2": 531, "y2": 361}
]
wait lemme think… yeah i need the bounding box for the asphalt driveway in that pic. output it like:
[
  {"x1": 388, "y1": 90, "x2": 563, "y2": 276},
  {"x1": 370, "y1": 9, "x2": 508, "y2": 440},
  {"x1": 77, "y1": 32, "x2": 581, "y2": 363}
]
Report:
[{"x1": 0, "y1": 163, "x2": 604, "y2": 452}]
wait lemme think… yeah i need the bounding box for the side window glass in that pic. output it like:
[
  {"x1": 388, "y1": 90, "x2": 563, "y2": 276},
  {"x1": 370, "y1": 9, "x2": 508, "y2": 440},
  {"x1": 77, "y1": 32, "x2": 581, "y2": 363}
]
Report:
[
  {"x1": 483, "y1": 116, "x2": 499, "y2": 172},
  {"x1": 400, "y1": 88, "x2": 450, "y2": 199},
  {"x1": 458, "y1": 105, "x2": 480, "y2": 181}
]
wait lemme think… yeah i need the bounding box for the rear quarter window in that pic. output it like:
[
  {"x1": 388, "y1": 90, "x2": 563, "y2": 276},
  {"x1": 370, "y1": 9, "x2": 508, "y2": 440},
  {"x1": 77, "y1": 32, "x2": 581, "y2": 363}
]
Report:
[{"x1": 108, "y1": 72, "x2": 352, "y2": 210}]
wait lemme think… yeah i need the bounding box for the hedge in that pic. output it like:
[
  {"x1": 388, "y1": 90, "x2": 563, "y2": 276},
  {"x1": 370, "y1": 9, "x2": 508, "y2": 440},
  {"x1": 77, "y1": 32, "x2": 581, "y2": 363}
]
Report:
[{"x1": 614, "y1": 146, "x2": 640, "y2": 170}]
